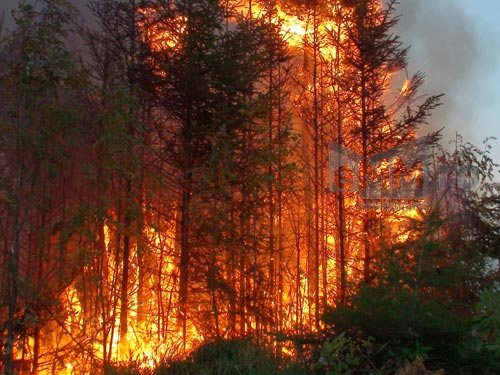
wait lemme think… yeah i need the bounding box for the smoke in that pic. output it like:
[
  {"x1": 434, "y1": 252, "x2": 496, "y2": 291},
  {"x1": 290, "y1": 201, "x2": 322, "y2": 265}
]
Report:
[
  {"x1": 0, "y1": 0, "x2": 92, "y2": 32},
  {"x1": 395, "y1": 0, "x2": 487, "y2": 143},
  {"x1": 1, "y1": 0, "x2": 20, "y2": 31}
]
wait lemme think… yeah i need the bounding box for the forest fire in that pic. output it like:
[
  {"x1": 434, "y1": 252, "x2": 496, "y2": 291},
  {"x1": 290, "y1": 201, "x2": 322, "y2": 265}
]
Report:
[
  {"x1": 2, "y1": 0, "x2": 497, "y2": 374},
  {"x1": 9, "y1": 0, "x2": 416, "y2": 366}
]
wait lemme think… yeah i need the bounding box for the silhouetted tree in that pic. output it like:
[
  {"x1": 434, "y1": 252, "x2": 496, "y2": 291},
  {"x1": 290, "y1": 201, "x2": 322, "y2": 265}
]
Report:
[{"x1": 0, "y1": 1, "x2": 85, "y2": 373}]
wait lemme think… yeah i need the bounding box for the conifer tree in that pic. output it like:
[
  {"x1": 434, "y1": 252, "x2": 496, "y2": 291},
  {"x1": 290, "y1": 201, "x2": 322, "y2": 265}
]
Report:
[{"x1": 332, "y1": 0, "x2": 441, "y2": 285}]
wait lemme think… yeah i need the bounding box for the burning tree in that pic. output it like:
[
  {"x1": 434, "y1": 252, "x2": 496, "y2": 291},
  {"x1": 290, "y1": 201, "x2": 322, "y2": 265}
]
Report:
[
  {"x1": 325, "y1": 0, "x2": 441, "y2": 290},
  {"x1": 5, "y1": 0, "x2": 495, "y2": 374}
]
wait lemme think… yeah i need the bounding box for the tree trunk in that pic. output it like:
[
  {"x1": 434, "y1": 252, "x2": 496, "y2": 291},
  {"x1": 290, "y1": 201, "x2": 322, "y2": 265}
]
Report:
[
  {"x1": 178, "y1": 170, "x2": 192, "y2": 351},
  {"x1": 119, "y1": 200, "x2": 131, "y2": 357}
]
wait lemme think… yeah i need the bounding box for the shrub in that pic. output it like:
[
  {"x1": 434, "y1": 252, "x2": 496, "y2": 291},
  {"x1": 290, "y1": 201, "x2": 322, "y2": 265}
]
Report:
[{"x1": 155, "y1": 338, "x2": 279, "y2": 375}]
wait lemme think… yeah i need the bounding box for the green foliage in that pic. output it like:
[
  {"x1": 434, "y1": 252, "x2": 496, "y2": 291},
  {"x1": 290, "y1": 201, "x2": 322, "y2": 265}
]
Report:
[
  {"x1": 322, "y1": 283, "x2": 500, "y2": 373},
  {"x1": 105, "y1": 338, "x2": 310, "y2": 375},
  {"x1": 105, "y1": 361, "x2": 154, "y2": 375},
  {"x1": 324, "y1": 216, "x2": 471, "y2": 352},
  {"x1": 400, "y1": 340, "x2": 432, "y2": 362},
  {"x1": 322, "y1": 205, "x2": 500, "y2": 374},
  {"x1": 0, "y1": 1, "x2": 88, "y2": 373},
  {"x1": 317, "y1": 332, "x2": 391, "y2": 374},
  {"x1": 155, "y1": 339, "x2": 279, "y2": 375},
  {"x1": 473, "y1": 287, "x2": 500, "y2": 358}
]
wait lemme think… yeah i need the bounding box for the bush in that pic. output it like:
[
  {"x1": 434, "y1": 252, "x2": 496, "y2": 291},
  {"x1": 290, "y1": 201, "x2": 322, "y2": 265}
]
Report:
[
  {"x1": 155, "y1": 338, "x2": 279, "y2": 375},
  {"x1": 104, "y1": 361, "x2": 154, "y2": 375},
  {"x1": 317, "y1": 332, "x2": 395, "y2": 374},
  {"x1": 473, "y1": 286, "x2": 500, "y2": 358},
  {"x1": 321, "y1": 259, "x2": 500, "y2": 373}
]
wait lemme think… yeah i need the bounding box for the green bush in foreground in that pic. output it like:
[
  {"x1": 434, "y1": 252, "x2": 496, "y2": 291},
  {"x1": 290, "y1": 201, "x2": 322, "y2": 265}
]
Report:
[{"x1": 155, "y1": 338, "x2": 280, "y2": 375}]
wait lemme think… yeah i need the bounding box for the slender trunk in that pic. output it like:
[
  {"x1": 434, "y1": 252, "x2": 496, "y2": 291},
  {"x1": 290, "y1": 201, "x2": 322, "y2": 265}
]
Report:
[
  {"x1": 32, "y1": 323, "x2": 41, "y2": 375},
  {"x1": 157, "y1": 241, "x2": 164, "y2": 340},
  {"x1": 108, "y1": 224, "x2": 122, "y2": 363},
  {"x1": 239, "y1": 182, "x2": 249, "y2": 334},
  {"x1": 276, "y1": 59, "x2": 284, "y2": 336},
  {"x1": 276, "y1": 81, "x2": 284, "y2": 358},
  {"x1": 209, "y1": 190, "x2": 221, "y2": 339},
  {"x1": 119, "y1": 181, "x2": 131, "y2": 357},
  {"x1": 361, "y1": 75, "x2": 371, "y2": 284},
  {"x1": 337, "y1": 176, "x2": 347, "y2": 301},
  {"x1": 295, "y1": 226, "x2": 302, "y2": 330},
  {"x1": 178, "y1": 169, "x2": 191, "y2": 351},
  {"x1": 96, "y1": 222, "x2": 109, "y2": 368},
  {"x1": 252, "y1": 213, "x2": 259, "y2": 337},
  {"x1": 359, "y1": 4, "x2": 371, "y2": 285},
  {"x1": 120, "y1": 0, "x2": 138, "y2": 354},
  {"x1": 267, "y1": 11, "x2": 276, "y2": 332},
  {"x1": 228, "y1": 201, "x2": 237, "y2": 334},
  {"x1": 319, "y1": 57, "x2": 328, "y2": 310},
  {"x1": 335, "y1": 16, "x2": 347, "y2": 302},
  {"x1": 312, "y1": 7, "x2": 320, "y2": 329},
  {"x1": 32, "y1": 207, "x2": 47, "y2": 375},
  {"x1": 5, "y1": 107, "x2": 26, "y2": 375},
  {"x1": 137, "y1": 189, "x2": 147, "y2": 327},
  {"x1": 178, "y1": 1, "x2": 196, "y2": 348},
  {"x1": 209, "y1": 254, "x2": 221, "y2": 339},
  {"x1": 6, "y1": 204, "x2": 21, "y2": 375}
]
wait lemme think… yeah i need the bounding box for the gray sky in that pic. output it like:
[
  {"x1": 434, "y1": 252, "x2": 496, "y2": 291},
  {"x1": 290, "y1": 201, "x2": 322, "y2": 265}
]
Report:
[{"x1": 396, "y1": 0, "x2": 500, "y2": 172}]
